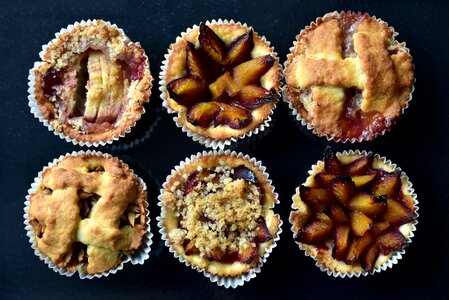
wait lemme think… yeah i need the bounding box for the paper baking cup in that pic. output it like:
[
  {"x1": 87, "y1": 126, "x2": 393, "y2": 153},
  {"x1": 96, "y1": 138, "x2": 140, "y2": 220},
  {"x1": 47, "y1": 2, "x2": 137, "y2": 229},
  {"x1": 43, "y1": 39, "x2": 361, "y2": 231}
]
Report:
[
  {"x1": 159, "y1": 19, "x2": 282, "y2": 149},
  {"x1": 289, "y1": 149, "x2": 419, "y2": 278},
  {"x1": 283, "y1": 11, "x2": 415, "y2": 143},
  {"x1": 157, "y1": 150, "x2": 282, "y2": 288},
  {"x1": 28, "y1": 19, "x2": 153, "y2": 147},
  {"x1": 23, "y1": 150, "x2": 153, "y2": 279}
]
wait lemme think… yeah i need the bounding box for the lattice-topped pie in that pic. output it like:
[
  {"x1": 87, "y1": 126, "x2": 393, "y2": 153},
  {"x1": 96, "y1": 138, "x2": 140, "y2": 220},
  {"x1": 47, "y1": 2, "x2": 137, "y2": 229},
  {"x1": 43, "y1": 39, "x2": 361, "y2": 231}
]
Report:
[
  {"x1": 30, "y1": 20, "x2": 152, "y2": 145},
  {"x1": 161, "y1": 20, "x2": 281, "y2": 145},
  {"x1": 160, "y1": 153, "x2": 280, "y2": 277},
  {"x1": 28, "y1": 154, "x2": 147, "y2": 275},
  {"x1": 289, "y1": 149, "x2": 418, "y2": 275},
  {"x1": 284, "y1": 12, "x2": 414, "y2": 142}
]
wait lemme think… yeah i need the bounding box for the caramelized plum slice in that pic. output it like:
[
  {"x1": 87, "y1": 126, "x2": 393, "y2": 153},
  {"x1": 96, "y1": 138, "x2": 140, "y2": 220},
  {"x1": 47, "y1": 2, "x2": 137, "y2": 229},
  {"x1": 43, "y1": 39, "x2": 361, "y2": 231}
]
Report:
[
  {"x1": 314, "y1": 173, "x2": 337, "y2": 188},
  {"x1": 371, "y1": 171, "x2": 401, "y2": 198},
  {"x1": 296, "y1": 212, "x2": 333, "y2": 245},
  {"x1": 233, "y1": 85, "x2": 277, "y2": 109},
  {"x1": 348, "y1": 193, "x2": 387, "y2": 218},
  {"x1": 254, "y1": 217, "x2": 272, "y2": 243},
  {"x1": 225, "y1": 30, "x2": 254, "y2": 67},
  {"x1": 167, "y1": 76, "x2": 209, "y2": 107},
  {"x1": 324, "y1": 147, "x2": 344, "y2": 175},
  {"x1": 345, "y1": 154, "x2": 374, "y2": 176},
  {"x1": 383, "y1": 198, "x2": 414, "y2": 226},
  {"x1": 186, "y1": 42, "x2": 208, "y2": 80},
  {"x1": 214, "y1": 103, "x2": 252, "y2": 129},
  {"x1": 376, "y1": 228, "x2": 408, "y2": 255},
  {"x1": 333, "y1": 224, "x2": 351, "y2": 261},
  {"x1": 361, "y1": 244, "x2": 380, "y2": 272},
  {"x1": 232, "y1": 165, "x2": 257, "y2": 184},
  {"x1": 327, "y1": 204, "x2": 349, "y2": 224},
  {"x1": 345, "y1": 232, "x2": 373, "y2": 264},
  {"x1": 199, "y1": 23, "x2": 227, "y2": 63},
  {"x1": 300, "y1": 186, "x2": 334, "y2": 211},
  {"x1": 187, "y1": 102, "x2": 221, "y2": 127},
  {"x1": 329, "y1": 176, "x2": 356, "y2": 205},
  {"x1": 232, "y1": 55, "x2": 275, "y2": 86},
  {"x1": 350, "y1": 211, "x2": 373, "y2": 237},
  {"x1": 351, "y1": 174, "x2": 376, "y2": 187},
  {"x1": 238, "y1": 244, "x2": 258, "y2": 264},
  {"x1": 371, "y1": 221, "x2": 390, "y2": 237},
  {"x1": 209, "y1": 71, "x2": 240, "y2": 99}
]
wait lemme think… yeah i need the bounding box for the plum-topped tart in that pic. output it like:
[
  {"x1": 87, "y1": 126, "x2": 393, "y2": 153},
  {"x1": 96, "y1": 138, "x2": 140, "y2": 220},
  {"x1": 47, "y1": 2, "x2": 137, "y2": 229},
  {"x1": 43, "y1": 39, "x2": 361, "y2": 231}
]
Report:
[
  {"x1": 160, "y1": 20, "x2": 281, "y2": 147},
  {"x1": 159, "y1": 152, "x2": 281, "y2": 283},
  {"x1": 26, "y1": 153, "x2": 149, "y2": 276},
  {"x1": 29, "y1": 20, "x2": 152, "y2": 145},
  {"x1": 284, "y1": 12, "x2": 414, "y2": 142},
  {"x1": 289, "y1": 148, "x2": 418, "y2": 276}
]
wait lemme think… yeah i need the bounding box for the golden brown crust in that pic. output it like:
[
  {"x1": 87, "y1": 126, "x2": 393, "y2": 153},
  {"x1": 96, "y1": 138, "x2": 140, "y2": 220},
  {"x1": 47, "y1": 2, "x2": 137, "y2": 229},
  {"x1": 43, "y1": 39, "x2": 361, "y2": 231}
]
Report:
[
  {"x1": 164, "y1": 22, "x2": 281, "y2": 141},
  {"x1": 289, "y1": 152, "x2": 416, "y2": 274},
  {"x1": 28, "y1": 154, "x2": 147, "y2": 274},
  {"x1": 161, "y1": 154, "x2": 280, "y2": 277},
  {"x1": 284, "y1": 12, "x2": 414, "y2": 141},
  {"x1": 32, "y1": 20, "x2": 152, "y2": 144}
]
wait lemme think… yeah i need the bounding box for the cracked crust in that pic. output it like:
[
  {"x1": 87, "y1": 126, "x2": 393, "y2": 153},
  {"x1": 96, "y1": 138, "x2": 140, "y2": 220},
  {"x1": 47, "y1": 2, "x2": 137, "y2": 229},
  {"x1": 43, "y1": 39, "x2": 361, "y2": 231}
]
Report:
[
  {"x1": 161, "y1": 154, "x2": 280, "y2": 277},
  {"x1": 32, "y1": 20, "x2": 152, "y2": 144},
  {"x1": 284, "y1": 12, "x2": 414, "y2": 141},
  {"x1": 28, "y1": 154, "x2": 147, "y2": 274},
  {"x1": 289, "y1": 152, "x2": 416, "y2": 274},
  {"x1": 164, "y1": 22, "x2": 281, "y2": 140}
]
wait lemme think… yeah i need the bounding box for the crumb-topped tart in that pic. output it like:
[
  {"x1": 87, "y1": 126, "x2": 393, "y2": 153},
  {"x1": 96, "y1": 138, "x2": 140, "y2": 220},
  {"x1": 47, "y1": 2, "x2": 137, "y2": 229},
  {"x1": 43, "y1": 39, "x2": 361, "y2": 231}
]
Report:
[
  {"x1": 160, "y1": 153, "x2": 281, "y2": 277},
  {"x1": 30, "y1": 20, "x2": 152, "y2": 145},
  {"x1": 161, "y1": 20, "x2": 281, "y2": 145},
  {"x1": 284, "y1": 12, "x2": 414, "y2": 142},
  {"x1": 289, "y1": 148, "x2": 418, "y2": 276},
  {"x1": 27, "y1": 153, "x2": 148, "y2": 275}
]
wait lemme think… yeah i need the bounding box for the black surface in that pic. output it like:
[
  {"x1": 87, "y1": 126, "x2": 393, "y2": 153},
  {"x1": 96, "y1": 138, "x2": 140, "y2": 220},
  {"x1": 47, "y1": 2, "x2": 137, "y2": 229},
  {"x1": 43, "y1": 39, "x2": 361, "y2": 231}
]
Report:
[{"x1": 1, "y1": 0, "x2": 448, "y2": 299}]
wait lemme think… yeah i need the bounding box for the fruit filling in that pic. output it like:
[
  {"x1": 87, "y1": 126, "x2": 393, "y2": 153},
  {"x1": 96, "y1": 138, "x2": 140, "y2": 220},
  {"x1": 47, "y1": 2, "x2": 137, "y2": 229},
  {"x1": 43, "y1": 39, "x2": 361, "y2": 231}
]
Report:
[
  {"x1": 167, "y1": 164, "x2": 273, "y2": 264},
  {"x1": 290, "y1": 148, "x2": 416, "y2": 272},
  {"x1": 41, "y1": 49, "x2": 143, "y2": 133},
  {"x1": 167, "y1": 23, "x2": 278, "y2": 129}
]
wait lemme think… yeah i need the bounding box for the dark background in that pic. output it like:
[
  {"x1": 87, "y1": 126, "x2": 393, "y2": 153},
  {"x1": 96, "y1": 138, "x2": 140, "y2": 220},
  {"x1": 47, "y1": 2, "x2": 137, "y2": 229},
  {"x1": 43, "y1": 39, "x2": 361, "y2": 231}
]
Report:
[{"x1": 1, "y1": 0, "x2": 448, "y2": 299}]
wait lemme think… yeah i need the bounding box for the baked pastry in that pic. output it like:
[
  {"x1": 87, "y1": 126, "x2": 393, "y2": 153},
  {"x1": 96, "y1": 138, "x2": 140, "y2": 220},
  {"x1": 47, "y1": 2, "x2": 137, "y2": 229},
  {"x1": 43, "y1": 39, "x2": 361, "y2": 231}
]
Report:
[
  {"x1": 30, "y1": 20, "x2": 152, "y2": 145},
  {"x1": 27, "y1": 153, "x2": 147, "y2": 275},
  {"x1": 161, "y1": 20, "x2": 281, "y2": 146},
  {"x1": 160, "y1": 152, "x2": 280, "y2": 278},
  {"x1": 284, "y1": 12, "x2": 414, "y2": 142},
  {"x1": 289, "y1": 148, "x2": 418, "y2": 276}
]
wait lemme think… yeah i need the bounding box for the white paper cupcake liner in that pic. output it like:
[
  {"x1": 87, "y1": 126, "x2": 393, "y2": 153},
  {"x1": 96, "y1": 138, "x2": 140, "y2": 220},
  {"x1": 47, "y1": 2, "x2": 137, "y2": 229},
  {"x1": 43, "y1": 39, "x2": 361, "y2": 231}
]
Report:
[
  {"x1": 289, "y1": 149, "x2": 419, "y2": 278},
  {"x1": 28, "y1": 19, "x2": 153, "y2": 147},
  {"x1": 157, "y1": 150, "x2": 282, "y2": 288},
  {"x1": 159, "y1": 19, "x2": 282, "y2": 149},
  {"x1": 23, "y1": 150, "x2": 153, "y2": 279},
  {"x1": 283, "y1": 11, "x2": 415, "y2": 143}
]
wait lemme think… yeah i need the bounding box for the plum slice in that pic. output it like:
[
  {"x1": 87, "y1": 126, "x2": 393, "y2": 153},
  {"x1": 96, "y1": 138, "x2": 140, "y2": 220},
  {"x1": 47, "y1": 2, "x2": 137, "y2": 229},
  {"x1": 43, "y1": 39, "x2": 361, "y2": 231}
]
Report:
[
  {"x1": 333, "y1": 224, "x2": 351, "y2": 260},
  {"x1": 361, "y1": 244, "x2": 380, "y2": 272},
  {"x1": 376, "y1": 228, "x2": 408, "y2": 255},
  {"x1": 300, "y1": 186, "x2": 334, "y2": 212},
  {"x1": 383, "y1": 198, "x2": 414, "y2": 226},
  {"x1": 314, "y1": 173, "x2": 337, "y2": 188},
  {"x1": 350, "y1": 211, "x2": 373, "y2": 237},
  {"x1": 370, "y1": 171, "x2": 401, "y2": 198},
  {"x1": 214, "y1": 103, "x2": 252, "y2": 129},
  {"x1": 199, "y1": 23, "x2": 227, "y2": 64},
  {"x1": 167, "y1": 76, "x2": 209, "y2": 107},
  {"x1": 187, "y1": 102, "x2": 221, "y2": 127},
  {"x1": 209, "y1": 71, "x2": 240, "y2": 99},
  {"x1": 232, "y1": 55, "x2": 275, "y2": 87},
  {"x1": 324, "y1": 147, "x2": 344, "y2": 175},
  {"x1": 183, "y1": 239, "x2": 200, "y2": 256},
  {"x1": 348, "y1": 193, "x2": 387, "y2": 218},
  {"x1": 351, "y1": 174, "x2": 376, "y2": 187},
  {"x1": 327, "y1": 204, "x2": 349, "y2": 224},
  {"x1": 329, "y1": 176, "x2": 356, "y2": 205},
  {"x1": 345, "y1": 154, "x2": 374, "y2": 175},
  {"x1": 225, "y1": 29, "x2": 254, "y2": 67},
  {"x1": 296, "y1": 212, "x2": 333, "y2": 245},
  {"x1": 344, "y1": 232, "x2": 373, "y2": 264},
  {"x1": 254, "y1": 217, "x2": 272, "y2": 244},
  {"x1": 232, "y1": 85, "x2": 277, "y2": 109},
  {"x1": 232, "y1": 165, "x2": 257, "y2": 183},
  {"x1": 185, "y1": 42, "x2": 208, "y2": 81}
]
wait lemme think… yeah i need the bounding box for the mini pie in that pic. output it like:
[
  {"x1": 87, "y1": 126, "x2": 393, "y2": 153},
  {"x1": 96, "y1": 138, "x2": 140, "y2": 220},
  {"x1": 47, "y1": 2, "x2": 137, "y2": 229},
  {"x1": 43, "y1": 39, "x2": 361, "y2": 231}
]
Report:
[
  {"x1": 27, "y1": 154, "x2": 147, "y2": 275},
  {"x1": 161, "y1": 20, "x2": 282, "y2": 144},
  {"x1": 160, "y1": 153, "x2": 280, "y2": 277},
  {"x1": 289, "y1": 149, "x2": 417, "y2": 275},
  {"x1": 284, "y1": 11, "x2": 414, "y2": 142},
  {"x1": 31, "y1": 20, "x2": 152, "y2": 144}
]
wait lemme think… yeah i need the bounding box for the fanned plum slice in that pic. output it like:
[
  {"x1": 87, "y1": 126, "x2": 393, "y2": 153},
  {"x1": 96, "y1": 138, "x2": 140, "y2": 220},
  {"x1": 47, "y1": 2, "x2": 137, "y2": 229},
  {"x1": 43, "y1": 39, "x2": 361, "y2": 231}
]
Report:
[
  {"x1": 300, "y1": 186, "x2": 334, "y2": 211},
  {"x1": 383, "y1": 198, "x2": 415, "y2": 226},
  {"x1": 371, "y1": 221, "x2": 390, "y2": 237},
  {"x1": 209, "y1": 71, "x2": 240, "y2": 99},
  {"x1": 254, "y1": 217, "x2": 273, "y2": 243},
  {"x1": 327, "y1": 204, "x2": 349, "y2": 224},
  {"x1": 324, "y1": 148, "x2": 344, "y2": 175},
  {"x1": 351, "y1": 174, "x2": 376, "y2": 187},
  {"x1": 361, "y1": 244, "x2": 380, "y2": 272},
  {"x1": 345, "y1": 154, "x2": 374, "y2": 175},
  {"x1": 199, "y1": 23, "x2": 227, "y2": 64},
  {"x1": 296, "y1": 212, "x2": 333, "y2": 245},
  {"x1": 330, "y1": 176, "x2": 356, "y2": 205},
  {"x1": 214, "y1": 103, "x2": 252, "y2": 129},
  {"x1": 232, "y1": 85, "x2": 277, "y2": 109},
  {"x1": 376, "y1": 228, "x2": 408, "y2": 255},
  {"x1": 232, "y1": 55, "x2": 275, "y2": 86},
  {"x1": 350, "y1": 211, "x2": 373, "y2": 237},
  {"x1": 186, "y1": 42, "x2": 208, "y2": 80},
  {"x1": 314, "y1": 173, "x2": 337, "y2": 188},
  {"x1": 232, "y1": 165, "x2": 257, "y2": 184},
  {"x1": 187, "y1": 102, "x2": 221, "y2": 127},
  {"x1": 225, "y1": 29, "x2": 254, "y2": 67},
  {"x1": 333, "y1": 224, "x2": 351, "y2": 260},
  {"x1": 167, "y1": 76, "x2": 209, "y2": 106},
  {"x1": 371, "y1": 171, "x2": 401, "y2": 198},
  {"x1": 344, "y1": 232, "x2": 373, "y2": 264},
  {"x1": 348, "y1": 193, "x2": 387, "y2": 218}
]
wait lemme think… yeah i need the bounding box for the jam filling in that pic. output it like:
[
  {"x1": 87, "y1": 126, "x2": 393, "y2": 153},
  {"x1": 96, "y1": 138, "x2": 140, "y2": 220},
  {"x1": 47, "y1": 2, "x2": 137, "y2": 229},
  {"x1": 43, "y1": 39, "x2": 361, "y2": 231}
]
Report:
[
  {"x1": 167, "y1": 24, "x2": 279, "y2": 130},
  {"x1": 178, "y1": 165, "x2": 272, "y2": 264},
  {"x1": 339, "y1": 12, "x2": 366, "y2": 58}
]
